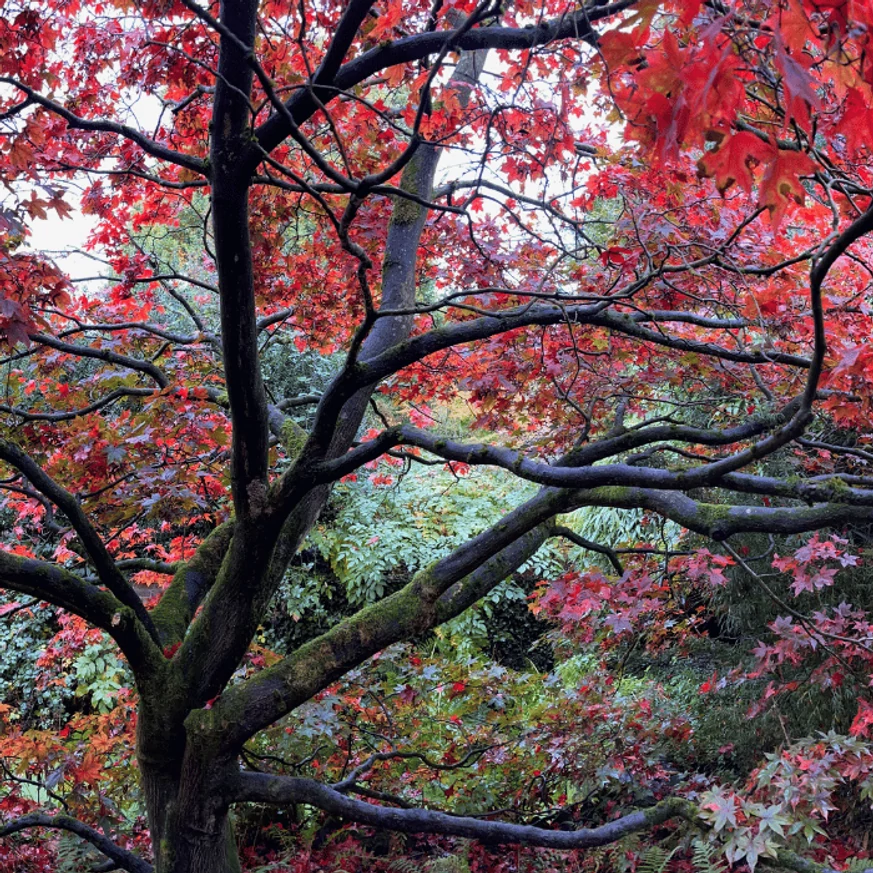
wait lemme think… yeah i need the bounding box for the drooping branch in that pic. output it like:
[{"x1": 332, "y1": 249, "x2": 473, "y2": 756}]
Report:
[
  {"x1": 229, "y1": 770, "x2": 696, "y2": 850},
  {"x1": 550, "y1": 525, "x2": 625, "y2": 574},
  {"x1": 226, "y1": 771, "x2": 859, "y2": 873},
  {"x1": 28, "y1": 333, "x2": 169, "y2": 389},
  {"x1": 0, "y1": 549, "x2": 163, "y2": 678},
  {"x1": 0, "y1": 440, "x2": 160, "y2": 642},
  {"x1": 0, "y1": 813, "x2": 153, "y2": 873},
  {"x1": 0, "y1": 387, "x2": 155, "y2": 423}
]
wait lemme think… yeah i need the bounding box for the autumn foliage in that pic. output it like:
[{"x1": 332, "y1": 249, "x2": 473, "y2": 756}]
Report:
[{"x1": 4, "y1": 0, "x2": 873, "y2": 871}]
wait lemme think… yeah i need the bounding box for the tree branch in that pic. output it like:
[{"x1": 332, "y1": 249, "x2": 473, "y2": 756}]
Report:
[
  {"x1": 550, "y1": 525, "x2": 625, "y2": 573},
  {"x1": 229, "y1": 770, "x2": 696, "y2": 849},
  {"x1": 0, "y1": 813, "x2": 153, "y2": 873},
  {"x1": 0, "y1": 549, "x2": 163, "y2": 679},
  {"x1": 304, "y1": 302, "x2": 809, "y2": 460},
  {"x1": 0, "y1": 387, "x2": 154, "y2": 423},
  {"x1": 28, "y1": 333, "x2": 168, "y2": 389},
  {"x1": 0, "y1": 76, "x2": 207, "y2": 178},
  {"x1": 312, "y1": 424, "x2": 873, "y2": 506},
  {"x1": 149, "y1": 521, "x2": 234, "y2": 645},
  {"x1": 227, "y1": 771, "x2": 862, "y2": 872},
  {"x1": 173, "y1": 29, "x2": 493, "y2": 721},
  {"x1": 0, "y1": 440, "x2": 160, "y2": 642},
  {"x1": 254, "y1": 2, "x2": 633, "y2": 156},
  {"x1": 210, "y1": 0, "x2": 270, "y2": 519}
]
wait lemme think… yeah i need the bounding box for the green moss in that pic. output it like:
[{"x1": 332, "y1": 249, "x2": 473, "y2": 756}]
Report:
[
  {"x1": 695, "y1": 503, "x2": 733, "y2": 525},
  {"x1": 823, "y1": 475, "x2": 851, "y2": 495},
  {"x1": 391, "y1": 152, "x2": 426, "y2": 226},
  {"x1": 589, "y1": 486, "x2": 635, "y2": 503},
  {"x1": 280, "y1": 419, "x2": 308, "y2": 460},
  {"x1": 151, "y1": 522, "x2": 233, "y2": 644},
  {"x1": 392, "y1": 192, "x2": 425, "y2": 225}
]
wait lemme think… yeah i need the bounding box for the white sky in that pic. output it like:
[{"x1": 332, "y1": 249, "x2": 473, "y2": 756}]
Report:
[{"x1": 27, "y1": 209, "x2": 99, "y2": 281}]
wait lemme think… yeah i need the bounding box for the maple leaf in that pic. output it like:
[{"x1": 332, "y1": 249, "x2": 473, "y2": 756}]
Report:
[
  {"x1": 758, "y1": 149, "x2": 817, "y2": 229},
  {"x1": 850, "y1": 700, "x2": 873, "y2": 738},
  {"x1": 774, "y1": 37, "x2": 821, "y2": 128},
  {"x1": 839, "y1": 86, "x2": 873, "y2": 156},
  {"x1": 701, "y1": 788, "x2": 738, "y2": 832},
  {"x1": 72, "y1": 751, "x2": 103, "y2": 786},
  {"x1": 698, "y1": 132, "x2": 775, "y2": 194}
]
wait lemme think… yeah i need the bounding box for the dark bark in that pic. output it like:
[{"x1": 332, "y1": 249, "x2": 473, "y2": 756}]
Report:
[
  {"x1": 6, "y1": 5, "x2": 873, "y2": 873},
  {"x1": 0, "y1": 814, "x2": 153, "y2": 873}
]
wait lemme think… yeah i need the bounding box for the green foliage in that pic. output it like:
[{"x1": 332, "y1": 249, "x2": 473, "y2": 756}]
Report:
[
  {"x1": 55, "y1": 833, "x2": 104, "y2": 873},
  {"x1": 388, "y1": 853, "x2": 470, "y2": 873},
  {"x1": 311, "y1": 465, "x2": 553, "y2": 605},
  {"x1": 71, "y1": 638, "x2": 129, "y2": 713},
  {"x1": 690, "y1": 839, "x2": 728, "y2": 873},
  {"x1": 0, "y1": 593, "x2": 71, "y2": 727},
  {"x1": 636, "y1": 845, "x2": 679, "y2": 873}
]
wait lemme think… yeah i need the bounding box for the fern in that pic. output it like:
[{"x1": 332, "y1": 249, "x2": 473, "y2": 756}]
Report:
[
  {"x1": 388, "y1": 854, "x2": 470, "y2": 873},
  {"x1": 585, "y1": 844, "x2": 611, "y2": 873},
  {"x1": 691, "y1": 839, "x2": 728, "y2": 873},
  {"x1": 637, "y1": 845, "x2": 679, "y2": 873},
  {"x1": 425, "y1": 857, "x2": 471, "y2": 873},
  {"x1": 55, "y1": 833, "x2": 103, "y2": 873},
  {"x1": 387, "y1": 858, "x2": 420, "y2": 873}
]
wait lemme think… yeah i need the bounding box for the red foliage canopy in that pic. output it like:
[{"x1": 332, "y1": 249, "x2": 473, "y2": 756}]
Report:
[{"x1": 3, "y1": 0, "x2": 873, "y2": 870}]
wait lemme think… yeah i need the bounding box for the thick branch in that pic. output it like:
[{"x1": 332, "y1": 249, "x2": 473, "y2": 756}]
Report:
[
  {"x1": 0, "y1": 440, "x2": 160, "y2": 642},
  {"x1": 313, "y1": 424, "x2": 873, "y2": 506},
  {"x1": 230, "y1": 770, "x2": 695, "y2": 848},
  {"x1": 149, "y1": 521, "x2": 234, "y2": 645},
  {"x1": 197, "y1": 488, "x2": 566, "y2": 753},
  {"x1": 210, "y1": 0, "x2": 269, "y2": 518},
  {"x1": 175, "y1": 32, "x2": 491, "y2": 720},
  {"x1": 0, "y1": 814, "x2": 153, "y2": 873},
  {"x1": 254, "y1": 3, "x2": 632, "y2": 156},
  {"x1": 574, "y1": 487, "x2": 873, "y2": 540},
  {"x1": 0, "y1": 550, "x2": 163, "y2": 678}
]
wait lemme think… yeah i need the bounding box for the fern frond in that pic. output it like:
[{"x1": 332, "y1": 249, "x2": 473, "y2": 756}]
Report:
[
  {"x1": 637, "y1": 845, "x2": 679, "y2": 873},
  {"x1": 691, "y1": 838, "x2": 728, "y2": 873}
]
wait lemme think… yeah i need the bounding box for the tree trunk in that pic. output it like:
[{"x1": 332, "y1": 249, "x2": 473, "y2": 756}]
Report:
[{"x1": 139, "y1": 707, "x2": 242, "y2": 873}]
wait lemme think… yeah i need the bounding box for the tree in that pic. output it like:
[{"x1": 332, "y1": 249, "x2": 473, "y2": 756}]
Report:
[{"x1": 4, "y1": 0, "x2": 873, "y2": 870}]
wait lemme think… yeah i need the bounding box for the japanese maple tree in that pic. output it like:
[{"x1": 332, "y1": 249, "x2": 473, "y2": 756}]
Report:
[{"x1": 4, "y1": 0, "x2": 873, "y2": 870}]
